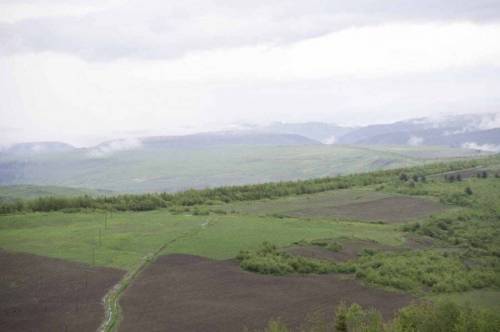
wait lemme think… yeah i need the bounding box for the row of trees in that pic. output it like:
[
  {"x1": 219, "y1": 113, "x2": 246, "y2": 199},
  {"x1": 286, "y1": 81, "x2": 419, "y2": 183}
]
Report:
[{"x1": 1, "y1": 155, "x2": 498, "y2": 214}]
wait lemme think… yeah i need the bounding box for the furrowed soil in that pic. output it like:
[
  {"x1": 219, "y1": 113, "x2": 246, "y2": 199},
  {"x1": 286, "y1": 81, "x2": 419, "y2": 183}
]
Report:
[
  {"x1": 0, "y1": 250, "x2": 124, "y2": 332},
  {"x1": 327, "y1": 196, "x2": 446, "y2": 223},
  {"x1": 285, "y1": 239, "x2": 395, "y2": 262},
  {"x1": 119, "y1": 254, "x2": 412, "y2": 332}
]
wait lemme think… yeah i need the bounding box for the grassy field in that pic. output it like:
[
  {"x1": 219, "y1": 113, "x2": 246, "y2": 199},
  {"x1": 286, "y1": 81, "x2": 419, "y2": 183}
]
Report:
[{"x1": 0, "y1": 210, "x2": 403, "y2": 270}]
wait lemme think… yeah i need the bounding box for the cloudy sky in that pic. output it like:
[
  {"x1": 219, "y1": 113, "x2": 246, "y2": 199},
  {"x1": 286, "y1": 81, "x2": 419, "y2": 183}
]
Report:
[{"x1": 1, "y1": 0, "x2": 500, "y2": 146}]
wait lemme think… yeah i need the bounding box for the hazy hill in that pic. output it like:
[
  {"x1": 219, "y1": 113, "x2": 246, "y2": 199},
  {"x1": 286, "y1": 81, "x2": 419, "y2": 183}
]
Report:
[
  {"x1": 253, "y1": 122, "x2": 354, "y2": 144},
  {"x1": 335, "y1": 113, "x2": 500, "y2": 149},
  {"x1": 0, "y1": 185, "x2": 112, "y2": 201},
  {"x1": 0, "y1": 114, "x2": 496, "y2": 193},
  {"x1": 0, "y1": 142, "x2": 75, "y2": 156},
  {"x1": 0, "y1": 143, "x2": 483, "y2": 193},
  {"x1": 138, "y1": 132, "x2": 320, "y2": 148}
]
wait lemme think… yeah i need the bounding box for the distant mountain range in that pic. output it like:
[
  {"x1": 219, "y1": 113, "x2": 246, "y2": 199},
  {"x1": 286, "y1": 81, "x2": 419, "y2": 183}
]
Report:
[
  {"x1": 249, "y1": 113, "x2": 500, "y2": 151},
  {"x1": 0, "y1": 112, "x2": 496, "y2": 193},
  {"x1": 331, "y1": 113, "x2": 500, "y2": 149}
]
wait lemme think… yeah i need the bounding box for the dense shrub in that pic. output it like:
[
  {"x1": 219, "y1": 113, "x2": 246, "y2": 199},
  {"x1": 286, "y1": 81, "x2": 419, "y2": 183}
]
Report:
[
  {"x1": 237, "y1": 242, "x2": 336, "y2": 276},
  {"x1": 342, "y1": 250, "x2": 496, "y2": 293}
]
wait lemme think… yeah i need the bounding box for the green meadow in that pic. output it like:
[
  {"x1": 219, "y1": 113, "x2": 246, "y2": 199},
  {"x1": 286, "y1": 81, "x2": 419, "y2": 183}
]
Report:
[{"x1": 0, "y1": 210, "x2": 402, "y2": 270}]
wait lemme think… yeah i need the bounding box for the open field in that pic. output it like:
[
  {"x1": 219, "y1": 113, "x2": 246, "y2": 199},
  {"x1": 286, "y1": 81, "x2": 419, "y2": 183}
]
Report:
[
  {"x1": 118, "y1": 254, "x2": 412, "y2": 332},
  {"x1": 0, "y1": 249, "x2": 124, "y2": 332},
  {"x1": 0, "y1": 211, "x2": 404, "y2": 270},
  {"x1": 220, "y1": 189, "x2": 447, "y2": 223}
]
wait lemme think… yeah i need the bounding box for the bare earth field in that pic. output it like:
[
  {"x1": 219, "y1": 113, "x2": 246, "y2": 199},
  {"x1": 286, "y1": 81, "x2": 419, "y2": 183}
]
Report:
[
  {"x1": 0, "y1": 250, "x2": 124, "y2": 332},
  {"x1": 326, "y1": 196, "x2": 446, "y2": 223},
  {"x1": 224, "y1": 189, "x2": 447, "y2": 223},
  {"x1": 119, "y1": 254, "x2": 412, "y2": 332}
]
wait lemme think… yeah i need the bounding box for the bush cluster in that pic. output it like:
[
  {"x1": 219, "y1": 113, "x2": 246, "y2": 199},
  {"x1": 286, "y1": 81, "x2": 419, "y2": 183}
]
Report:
[
  {"x1": 343, "y1": 250, "x2": 496, "y2": 293},
  {"x1": 237, "y1": 242, "x2": 336, "y2": 276}
]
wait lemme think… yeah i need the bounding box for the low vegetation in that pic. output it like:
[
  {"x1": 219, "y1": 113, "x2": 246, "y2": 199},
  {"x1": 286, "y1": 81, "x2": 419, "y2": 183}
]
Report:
[
  {"x1": 237, "y1": 242, "x2": 336, "y2": 275},
  {"x1": 263, "y1": 301, "x2": 500, "y2": 332},
  {"x1": 1, "y1": 155, "x2": 498, "y2": 214},
  {"x1": 347, "y1": 250, "x2": 496, "y2": 293}
]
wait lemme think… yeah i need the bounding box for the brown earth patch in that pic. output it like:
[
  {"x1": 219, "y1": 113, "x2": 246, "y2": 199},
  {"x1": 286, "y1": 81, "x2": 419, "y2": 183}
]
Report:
[
  {"x1": 119, "y1": 254, "x2": 412, "y2": 332},
  {"x1": 330, "y1": 196, "x2": 446, "y2": 223},
  {"x1": 0, "y1": 249, "x2": 124, "y2": 332},
  {"x1": 285, "y1": 239, "x2": 394, "y2": 262},
  {"x1": 403, "y1": 235, "x2": 435, "y2": 250}
]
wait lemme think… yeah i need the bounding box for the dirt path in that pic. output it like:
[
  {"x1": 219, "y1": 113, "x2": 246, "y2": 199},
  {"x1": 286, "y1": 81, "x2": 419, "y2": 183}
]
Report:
[{"x1": 98, "y1": 220, "x2": 210, "y2": 332}]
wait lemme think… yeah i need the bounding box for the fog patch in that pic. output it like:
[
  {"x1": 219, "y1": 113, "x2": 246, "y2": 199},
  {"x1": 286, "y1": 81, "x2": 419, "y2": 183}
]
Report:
[
  {"x1": 86, "y1": 138, "x2": 142, "y2": 158},
  {"x1": 407, "y1": 136, "x2": 424, "y2": 146},
  {"x1": 323, "y1": 135, "x2": 337, "y2": 144},
  {"x1": 478, "y1": 113, "x2": 500, "y2": 130},
  {"x1": 462, "y1": 142, "x2": 500, "y2": 152}
]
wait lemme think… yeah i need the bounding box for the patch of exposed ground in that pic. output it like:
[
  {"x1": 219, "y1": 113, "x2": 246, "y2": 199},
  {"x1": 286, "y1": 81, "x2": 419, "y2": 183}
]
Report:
[
  {"x1": 0, "y1": 249, "x2": 124, "y2": 332},
  {"x1": 403, "y1": 234, "x2": 435, "y2": 250},
  {"x1": 119, "y1": 254, "x2": 412, "y2": 332},
  {"x1": 285, "y1": 239, "x2": 394, "y2": 262},
  {"x1": 328, "y1": 196, "x2": 446, "y2": 223}
]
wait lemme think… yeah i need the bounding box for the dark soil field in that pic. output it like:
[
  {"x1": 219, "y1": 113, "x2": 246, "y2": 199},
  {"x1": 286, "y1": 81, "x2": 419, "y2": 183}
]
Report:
[
  {"x1": 328, "y1": 196, "x2": 446, "y2": 223},
  {"x1": 0, "y1": 250, "x2": 124, "y2": 332},
  {"x1": 119, "y1": 254, "x2": 412, "y2": 332},
  {"x1": 285, "y1": 239, "x2": 394, "y2": 262}
]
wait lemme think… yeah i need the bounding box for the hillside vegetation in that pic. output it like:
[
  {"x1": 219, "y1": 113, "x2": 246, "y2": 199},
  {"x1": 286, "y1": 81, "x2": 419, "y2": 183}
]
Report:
[
  {"x1": 1, "y1": 154, "x2": 497, "y2": 214},
  {"x1": 0, "y1": 144, "x2": 481, "y2": 193}
]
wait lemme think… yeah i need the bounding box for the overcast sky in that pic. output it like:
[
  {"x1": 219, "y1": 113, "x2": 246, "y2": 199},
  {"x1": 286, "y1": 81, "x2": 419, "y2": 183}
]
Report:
[{"x1": 1, "y1": 0, "x2": 500, "y2": 146}]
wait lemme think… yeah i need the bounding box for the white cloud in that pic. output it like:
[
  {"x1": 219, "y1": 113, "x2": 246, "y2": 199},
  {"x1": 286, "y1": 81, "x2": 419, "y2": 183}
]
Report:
[
  {"x1": 86, "y1": 138, "x2": 142, "y2": 158},
  {"x1": 109, "y1": 23, "x2": 500, "y2": 82},
  {"x1": 462, "y1": 142, "x2": 500, "y2": 152},
  {"x1": 2, "y1": 1, "x2": 500, "y2": 60},
  {"x1": 323, "y1": 136, "x2": 337, "y2": 144},
  {"x1": 478, "y1": 113, "x2": 500, "y2": 130},
  {"x1": 2, "y1": 2, "x2": 500, "y2": 145},
  {"x1": 408, "y1": 136, "x2": 424, "y2": 146}
]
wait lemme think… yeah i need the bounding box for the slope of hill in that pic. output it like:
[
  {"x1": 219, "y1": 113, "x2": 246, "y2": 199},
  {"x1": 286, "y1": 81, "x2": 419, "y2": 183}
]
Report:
[
  {"x1": 0, "y1": 142, "x2": 75, "y2": 156},
  {"x1": 0, "y1": 143, "x2": 483, "y2": 193},
  {"x1": 336, "y1": 113, "x2": 500, "y2": 149},
  {"x1": 0, "y1": 185, "x2": 112, "y2": 201},
  {"x1": 252, "y1": 122, "x2": 354, "y2": 143}
]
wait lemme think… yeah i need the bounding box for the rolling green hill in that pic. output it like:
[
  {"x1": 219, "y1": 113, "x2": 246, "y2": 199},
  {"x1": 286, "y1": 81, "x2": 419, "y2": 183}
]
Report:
[{"x1": 0, "y1": 144, "x2": 483, "y2": 193}]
